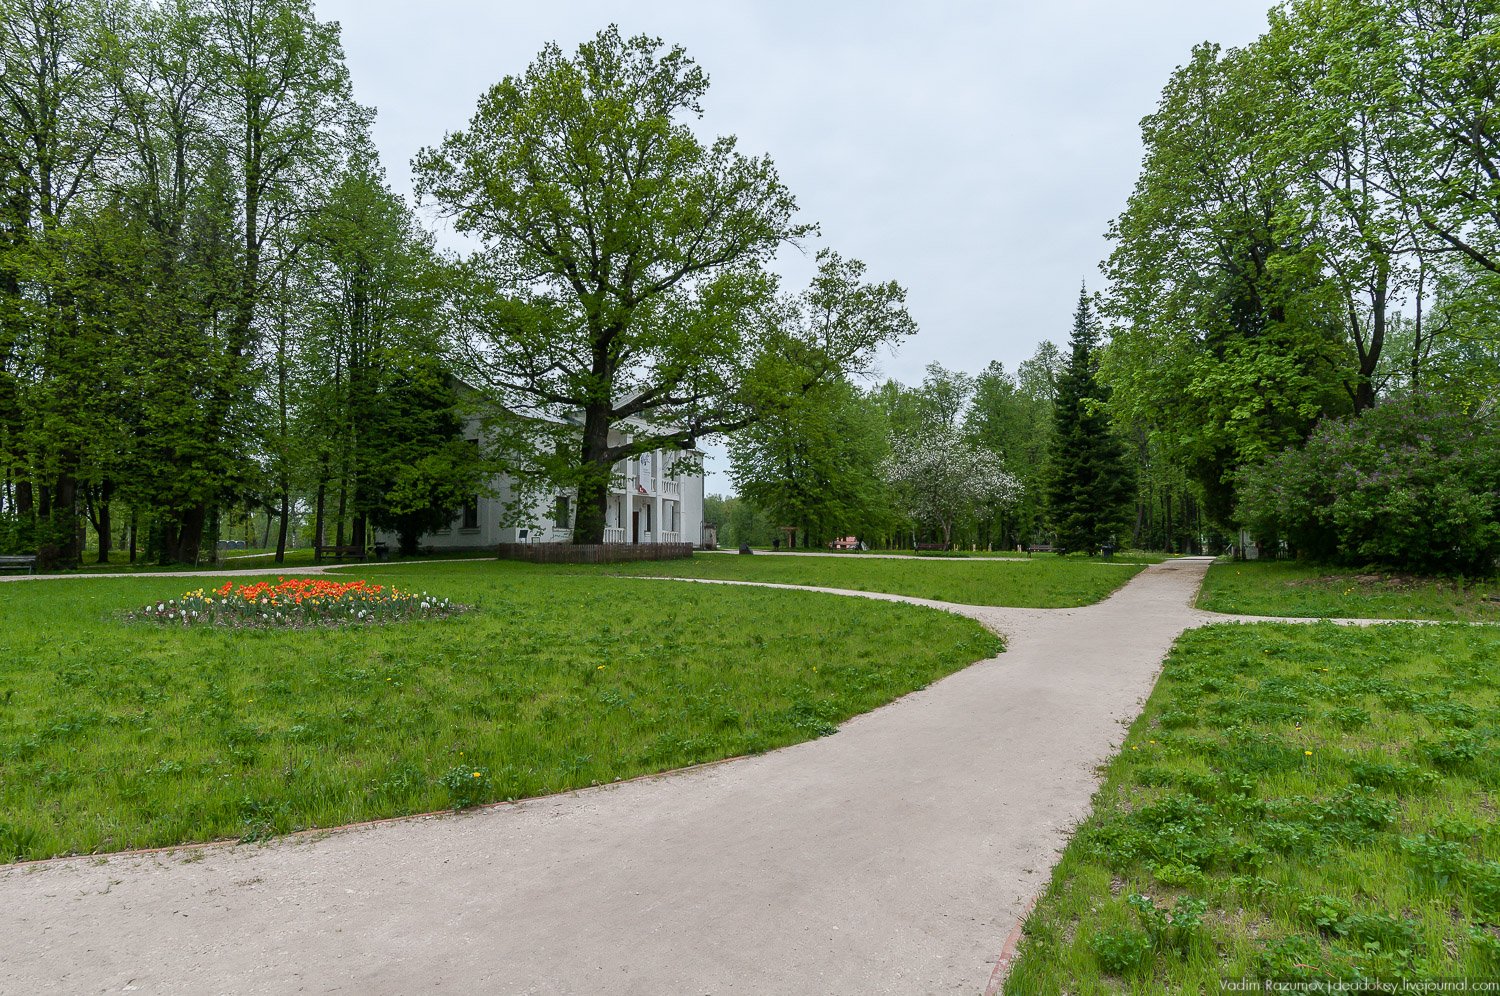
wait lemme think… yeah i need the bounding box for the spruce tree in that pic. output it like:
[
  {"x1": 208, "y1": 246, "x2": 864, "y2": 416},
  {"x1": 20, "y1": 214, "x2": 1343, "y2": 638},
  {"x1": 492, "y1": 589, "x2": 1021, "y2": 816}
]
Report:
[{"x1": 1045, "y1": 287, "x2": 1135, "y2": 553}]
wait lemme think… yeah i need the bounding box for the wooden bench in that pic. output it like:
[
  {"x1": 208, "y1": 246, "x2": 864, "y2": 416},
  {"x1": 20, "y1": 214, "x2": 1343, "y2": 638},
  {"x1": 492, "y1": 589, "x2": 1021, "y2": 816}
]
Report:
[
  {"x1": 0, "y1": 554, "x2": 38, "y2": 574},
  {"x1": 314, "y1": 545, "x2": 367, "y2": 562},
  {"x1": 1026, "y1": 544, "x2": 1057, "y2": 555},
  {"x1": 914, "y1": 542, "x2": 950, "y2": 552}
]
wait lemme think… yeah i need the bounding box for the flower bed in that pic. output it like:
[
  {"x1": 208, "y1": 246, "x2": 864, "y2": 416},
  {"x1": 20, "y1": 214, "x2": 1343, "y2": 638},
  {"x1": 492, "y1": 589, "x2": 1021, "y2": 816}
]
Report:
[{"x1": 128, "y1": 578, "x2": 466, "y2": 628}]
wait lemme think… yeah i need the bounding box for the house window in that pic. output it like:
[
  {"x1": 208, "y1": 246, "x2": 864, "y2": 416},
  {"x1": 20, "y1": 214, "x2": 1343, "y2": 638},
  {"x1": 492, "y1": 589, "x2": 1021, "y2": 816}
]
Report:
[
  {"x1": 555, "y1": 495, "x2": 570, "y2": 526},
  {"x1": 461, "y1": 438, "x2": 481, "y2": 530}
]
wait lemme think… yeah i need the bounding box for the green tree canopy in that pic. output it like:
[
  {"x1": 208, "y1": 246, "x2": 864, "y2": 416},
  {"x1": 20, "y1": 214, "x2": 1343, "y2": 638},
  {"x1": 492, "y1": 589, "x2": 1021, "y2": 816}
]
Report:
[
  {"x1": 1045, "y1": 288, "x2": 1135, "y2": 553},
  {"x1": 414, "y1": 26, "x2": 912, "y2": 544},
  {"x1": 729, "y1": 376, "x2": 892, "y2": 546}
]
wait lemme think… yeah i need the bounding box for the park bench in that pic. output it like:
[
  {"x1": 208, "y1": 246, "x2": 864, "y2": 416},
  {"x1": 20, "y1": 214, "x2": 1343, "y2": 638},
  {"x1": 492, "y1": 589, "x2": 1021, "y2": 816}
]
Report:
[
  {"x1": 314, "y1": 544, "x2": 367, "y2": 562},
  {"x1": 0, "y1": 554, "x2": 38, "y2": 574},
  {"x1": 1026, "y1": 544, "x2": 1056, "y2": 555},
  {"x1": 914, "y1": 542, "x2": 950, "y2": 552}
]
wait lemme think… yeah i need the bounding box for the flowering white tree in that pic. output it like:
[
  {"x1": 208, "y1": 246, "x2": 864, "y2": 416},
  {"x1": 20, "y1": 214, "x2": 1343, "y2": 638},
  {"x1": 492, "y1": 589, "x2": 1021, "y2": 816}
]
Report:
[{"x1": 883, "y1": 425, "x2": 1022, "y2": 548}]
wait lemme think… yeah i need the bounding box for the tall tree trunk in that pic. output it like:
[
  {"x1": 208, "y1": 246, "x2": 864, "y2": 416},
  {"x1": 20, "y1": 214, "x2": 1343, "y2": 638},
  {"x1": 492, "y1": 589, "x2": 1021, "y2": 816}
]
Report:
[
  {"x1": 1352, "y1": 268, "x2": 1387, "y2": 413},
  {"x1": 314, "y1": 457, "x2": 328, "y2": 561},
  {"x1": 96, "y1": 480, "x2": 112, "y2": 564},
  {"x1": 573, "y1": 403, "x2": 613, "y2": 544},
  {"x1": 128, "y1": 508, "x2": 137, "y2": 564},
  {"x1": 175, "y1": 505, "x2": 206, "y2": 565},
  {"x1": 335, "y1": 475, "x2": 347, "y2": 548},
  {"x1": 54, "y1": 472, "x2": 80, "y2": 563},
  {"x1": 275, "y1": 483, "x2": 290, "y2": 564},
  {"x1": 1158, "y1": 486, "x2": 1170, "y2": 555}
]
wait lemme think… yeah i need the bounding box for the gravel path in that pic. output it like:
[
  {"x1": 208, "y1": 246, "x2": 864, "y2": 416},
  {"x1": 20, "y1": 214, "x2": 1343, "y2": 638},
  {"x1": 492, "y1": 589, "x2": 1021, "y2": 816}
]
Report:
[{"x1": 0, "y1": 556, "x2": 1340, "y2": 995}]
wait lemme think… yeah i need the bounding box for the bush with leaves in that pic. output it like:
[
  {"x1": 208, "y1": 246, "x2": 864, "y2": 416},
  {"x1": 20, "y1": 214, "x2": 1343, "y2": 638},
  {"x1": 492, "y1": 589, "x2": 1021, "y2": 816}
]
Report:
[{"x1": 1237, "y1": 396, "x2": 1500, "y2": 574}]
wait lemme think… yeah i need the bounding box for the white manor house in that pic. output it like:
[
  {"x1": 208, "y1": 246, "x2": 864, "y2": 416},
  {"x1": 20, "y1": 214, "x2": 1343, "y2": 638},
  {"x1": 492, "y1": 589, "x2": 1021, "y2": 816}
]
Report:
[{"x1": 400, "y1": 417, "x2": 708, "y2": 551}]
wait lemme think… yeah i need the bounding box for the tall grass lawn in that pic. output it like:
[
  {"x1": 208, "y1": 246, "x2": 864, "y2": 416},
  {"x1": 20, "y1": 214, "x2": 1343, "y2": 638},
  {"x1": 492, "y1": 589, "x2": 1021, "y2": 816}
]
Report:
[
  {"x1": 603, "y1": 552, "x2": 1146, "y2": 607},
  {"x1": 0, "y1": 561, "x2": 1000, "y2": 862},
  {"x1": 1200, "y1": 561, "x2": 1500, "y2": 621},
  {"x1": 1005, "y1": 622, "x2": 1500, "y2": 991}
]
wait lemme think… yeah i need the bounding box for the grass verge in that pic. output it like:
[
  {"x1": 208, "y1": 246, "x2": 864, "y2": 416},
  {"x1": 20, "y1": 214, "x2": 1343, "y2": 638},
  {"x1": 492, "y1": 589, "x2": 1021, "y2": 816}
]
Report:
[
  {"x1": 0, "y1": 561, "x2": 1000, "y2": 862},
  {"x1": 57, "y1": 546, "x2": 500, "y2": 574},
  {"x1": 1200, "y1": 561, "x2": 1500, "y2": 621},
  {"x1": 1004, "y1": 622, "x2": 1500, "y2": 992},
  {"x1": 598, "y1": 553, "x2": 1146, "y2": 607}
]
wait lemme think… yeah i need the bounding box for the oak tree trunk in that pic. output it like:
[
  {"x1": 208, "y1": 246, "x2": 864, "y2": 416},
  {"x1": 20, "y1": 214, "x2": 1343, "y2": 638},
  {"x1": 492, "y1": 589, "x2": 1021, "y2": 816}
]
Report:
[{"x1": 573, "y1": 403, "x2": 613, "y2": 544}]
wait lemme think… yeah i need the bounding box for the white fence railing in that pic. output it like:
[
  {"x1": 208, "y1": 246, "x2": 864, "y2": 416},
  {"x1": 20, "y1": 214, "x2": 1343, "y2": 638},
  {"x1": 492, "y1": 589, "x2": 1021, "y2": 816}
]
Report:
[
  {"x1": 660, "y1": 530, "x2": 681, "y2": 543},
  {"x1": 603, "y1": 526, "x2": 627, "y2": 544},
  {"x1": 662, "y1": 478, "x2": 680, "y2": 497}
]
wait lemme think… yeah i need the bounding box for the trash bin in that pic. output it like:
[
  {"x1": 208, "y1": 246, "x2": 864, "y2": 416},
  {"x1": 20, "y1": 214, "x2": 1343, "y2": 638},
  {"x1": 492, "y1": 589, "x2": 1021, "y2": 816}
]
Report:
[
  {"x1": 739, "y1": 543, "x2": 753, "y2": 555},
  {"x1": 374, "y1": 542, "x2": 390, "y2": 561},
  {"x1": 1101, "y1": 544, "x2": 1115, "y2": 560}
]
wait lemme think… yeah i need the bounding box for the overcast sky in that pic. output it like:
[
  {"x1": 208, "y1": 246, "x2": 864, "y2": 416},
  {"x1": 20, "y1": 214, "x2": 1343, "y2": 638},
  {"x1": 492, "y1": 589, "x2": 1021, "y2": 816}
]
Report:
[{"x1": 312, "y1": 0, "x2": 1275, "y2": 493}]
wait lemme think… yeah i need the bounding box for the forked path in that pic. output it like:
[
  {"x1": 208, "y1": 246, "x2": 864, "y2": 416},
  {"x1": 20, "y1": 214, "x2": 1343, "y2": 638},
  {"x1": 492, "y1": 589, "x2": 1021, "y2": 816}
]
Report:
[{"x1": 5, "y1": 557, "x2": 1232, "y2": 994}]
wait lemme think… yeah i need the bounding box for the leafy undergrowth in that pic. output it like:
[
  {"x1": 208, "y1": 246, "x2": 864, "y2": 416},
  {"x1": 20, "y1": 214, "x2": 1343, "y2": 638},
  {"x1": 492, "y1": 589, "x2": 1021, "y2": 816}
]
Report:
[
  {"x1": 1199, "y1": 561, "x2": 1500, "y2": 621},
  {"x1": 1005, "y1": 623, "x2": 1500, "y2": 993},
  {"x1": 0, "y1": 562, "x2": 1000, "y2": 861},
  {"x1": 598, "y1": 552, "x2": 1146, "y2": 607}
]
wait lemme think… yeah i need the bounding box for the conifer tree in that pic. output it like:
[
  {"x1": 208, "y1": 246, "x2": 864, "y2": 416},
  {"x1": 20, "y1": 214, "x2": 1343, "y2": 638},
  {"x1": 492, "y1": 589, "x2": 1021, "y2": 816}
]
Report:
[{"x1": 1045, "y1": 287, "x2": 1135, "y2": 553}]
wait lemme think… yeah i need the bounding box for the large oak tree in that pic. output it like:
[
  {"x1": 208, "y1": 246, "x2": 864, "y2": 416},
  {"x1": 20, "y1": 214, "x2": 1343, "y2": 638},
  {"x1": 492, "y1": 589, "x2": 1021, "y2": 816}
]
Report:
[{"x1": 414, "y1": 27, "x2": 912, "y2": 544}]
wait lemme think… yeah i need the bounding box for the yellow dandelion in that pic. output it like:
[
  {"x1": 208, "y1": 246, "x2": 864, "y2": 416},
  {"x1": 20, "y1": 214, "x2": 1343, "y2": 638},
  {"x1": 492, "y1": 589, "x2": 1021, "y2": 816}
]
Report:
[
  {"x1": 472, "y1": 771, "x2": 481, "y2": 778},
  {"x1": 1304, "y1": 750, "x2": 1313, "y2": 756}
]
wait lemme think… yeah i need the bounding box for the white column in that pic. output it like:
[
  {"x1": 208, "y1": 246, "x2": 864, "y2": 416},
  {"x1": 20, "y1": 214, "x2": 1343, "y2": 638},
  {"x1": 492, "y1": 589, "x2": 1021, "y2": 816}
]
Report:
[
  {"x1": 653, "y1": 450, "x2": 663, "y2": 542},
  {"x1": 621, "y1": 432, "x2": 632, "y2": 543}
]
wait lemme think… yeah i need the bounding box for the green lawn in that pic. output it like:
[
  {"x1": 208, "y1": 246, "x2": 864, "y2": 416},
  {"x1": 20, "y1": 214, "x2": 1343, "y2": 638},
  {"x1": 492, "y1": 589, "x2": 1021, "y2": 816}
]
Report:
[
  {"x1": 598, "y1": 552, "x2": 1147, "y2": 607},
  {"x1": 0, "y1": 561, "x2": 999, "y2": 862},
  {"x1": 61, "y1": 546, "x2": 500, "y2": 573},
  {"x1": 1199, "y1": 560, "x2": 1500, "y2": 621},
  {"x1": 1005, "y1": 622, "x2": 1500, "y2": 992},
  {"x1": 65, "y1": 546, "x2": 322, "y2": 572}
]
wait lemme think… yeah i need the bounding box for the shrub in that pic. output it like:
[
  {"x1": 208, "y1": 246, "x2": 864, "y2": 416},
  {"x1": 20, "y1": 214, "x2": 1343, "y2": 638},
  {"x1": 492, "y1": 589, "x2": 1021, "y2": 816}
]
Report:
[
  {"x1": 1401, "y1": 834, "x2": 1469, "y2": 889},
  {"x1": 1469, "y1": 926, "x2": 1500, "y2": 964},
  {"x1": 1327, "y1": 705, "x2": 1372, "y2": 731},
  {"x1": 439, "y1": 765, "x2": 492, "y2": 809},
  {"x1": 1237, "y1": 395, "x2": 1500, "y2": 574},
  {"x1": 1128, "y1": 893, "x2": 1209, "y2": 955},
  {"x1": 1464, "y1": 861, "x2": 1500, "y2": 919},
  {"x1": 1296, "y1": 894, "x2": 1353, "y2": 935},
  {"x1": 1088, "y1": 926, "x2": 1153, "y2": 974},
  {"x1": 1256, "y1": 934, "x2": 1326, "y2": 980},
  {"x1": 1423, "y1": 731, "x2": 1484, "y2": 771},
  {"x1": 1347, "y1": 757, "x2": 1440, "y2": 794},
  {"x1": 1341, "y1": 911, "x2": 1419, "y2": 959}
]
